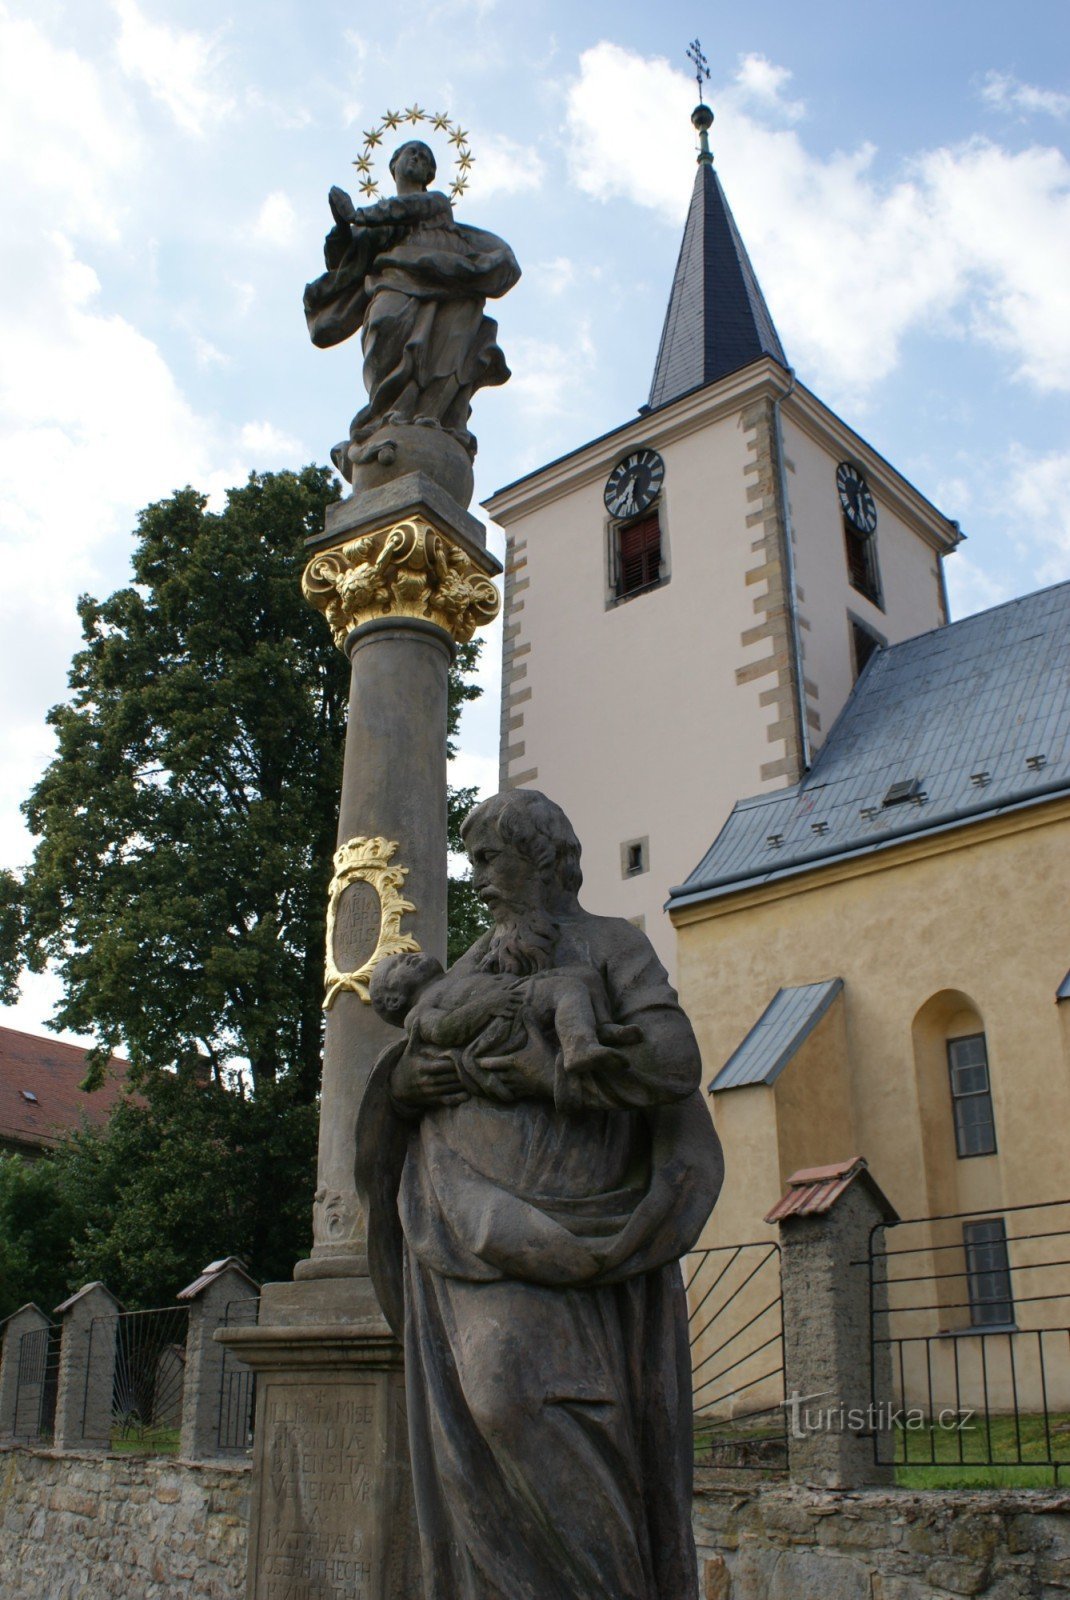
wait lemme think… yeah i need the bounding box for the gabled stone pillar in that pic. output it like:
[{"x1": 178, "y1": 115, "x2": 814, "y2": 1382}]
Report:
[
  {"x1": 766, "y1": 1156, "x2": 898, "y2": 1488},
  {"x1": 178, "y1": 1256, "x2": 260, "y2": 1459},
  {"x1": 0, "y1": 1303, "x2": 51, "y2": 1439},
  {"x1": 52, "y1": 1282, "x2": 122, "y2": 1452}
]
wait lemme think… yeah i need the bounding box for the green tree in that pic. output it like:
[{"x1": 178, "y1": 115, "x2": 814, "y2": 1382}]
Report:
[{"x1": 0, "y1": 467, "x2": 489, "y2": 1312}]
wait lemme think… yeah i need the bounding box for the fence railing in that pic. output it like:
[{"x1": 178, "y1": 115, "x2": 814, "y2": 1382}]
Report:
[
  {"x1": 13, "y1": 1323, "x2": 60, "y2": 1443},
  {"x1": 870, "y1": 1197, "x2": 1070, "y2": 1483},
  {"x1": 217, "y1": 1297, "x2": 258, "y2": 1453},
  {"x1": 686, "y1": 1240, "x2": 787, "y2": 1470},
  {"x1": 88, "y1": 1305, "x2": 190, "y2": 1451}
]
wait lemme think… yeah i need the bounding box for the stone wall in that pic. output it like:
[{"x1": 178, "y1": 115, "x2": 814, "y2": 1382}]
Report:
[
  {"x1": 694, "y1": 1473, "x2": 1070, "y2": 1600},
  {"x1": 0, "y1": 1445, "x2": 249, "y2": 1600},
  {"x1": 4, "y1": 1446, "x2": 1069, "y2": 1599}
]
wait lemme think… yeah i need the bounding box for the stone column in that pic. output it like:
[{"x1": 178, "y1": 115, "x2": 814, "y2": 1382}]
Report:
[
  {"x1": 0, "y1": 1303, "x2": 50, "y2": 1439},
  {"x1": 766, "y1": 1156, "x2": 898, "y2": 1488},
  {"x1": 178, "y1": 1257, "x2": 260, "y2": 1460},
  {"x1": 218, "y1": 476, "x2": 501, "y2": 1600},
  {"x1": 52, "y1": 1282, "x2": 122, "y2": 1452}
]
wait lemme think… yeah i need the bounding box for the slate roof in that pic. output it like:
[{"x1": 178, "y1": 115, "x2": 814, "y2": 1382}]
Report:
[
  {"x1": 648, "y1": 160, "x2": 788, "y2": 411},
  {"x1": 711, "y1": 979, "x2": 843, "y2": 1092},
  {"x1": 671, "y1": 580, "x2": 1070, "y2": 909},
  {"x1": 764, "y1": 1157, "x2": 898, "y2": 1224},
  {"x1": 0, "y1": 1026, "x2": 130, "y2": 1153}
]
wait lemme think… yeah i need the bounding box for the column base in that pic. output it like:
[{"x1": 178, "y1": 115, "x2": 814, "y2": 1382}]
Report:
[{"x1": 218, "y1": 1279, "x2": 418, "y2": 1600}]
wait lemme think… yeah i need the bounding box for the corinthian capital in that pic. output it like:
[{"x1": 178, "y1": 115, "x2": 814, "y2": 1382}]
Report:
[{"x1": 302, "y1": 517, "x2": 501, "y2": 649}]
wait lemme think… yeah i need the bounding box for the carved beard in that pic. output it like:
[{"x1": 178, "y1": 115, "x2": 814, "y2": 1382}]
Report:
[{"x1": 479, "y1": 901, "x2": 560, "y2": 976}]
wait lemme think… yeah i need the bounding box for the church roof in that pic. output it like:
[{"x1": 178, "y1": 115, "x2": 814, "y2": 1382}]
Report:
[
  {"x1": 648, "y1": 158, "x2": 787, "y2": 411},
  {"x1": 670, "y1": 580, "x2": 1070, "y2": 909},
  {"x1": 0, "y1": 1025, "x2": 130, "y2": 1153}
]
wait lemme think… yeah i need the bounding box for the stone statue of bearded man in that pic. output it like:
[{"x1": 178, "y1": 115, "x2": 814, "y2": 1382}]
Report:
[{"x1": 356, "y1": 789, "x2": 723, "y2": 1600}]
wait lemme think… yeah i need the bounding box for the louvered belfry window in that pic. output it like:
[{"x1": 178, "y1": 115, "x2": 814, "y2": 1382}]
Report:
[{"x1": 616, "y1": 513, "x2": 662, "y2": 598}]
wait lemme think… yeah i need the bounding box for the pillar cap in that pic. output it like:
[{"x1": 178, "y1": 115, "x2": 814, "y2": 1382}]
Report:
[
  {"x1": 54, "y1": 1281, "x2": 123, "y2": 1316},
  {"x1": 765, "y1": 1156, "x2": 898, "y2": 1224},
  {"x1": 177, "y1": 1256, "x2": 259, "y2": 1301}
]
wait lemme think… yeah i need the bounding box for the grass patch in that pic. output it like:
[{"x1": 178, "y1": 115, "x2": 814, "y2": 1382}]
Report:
[
  {"x1": 892, "y1": 1411, "x2": 1070, "y2": 1489},
  {"x1": 110, "y1": 1425, "x2": 181, "y2": 1455}
]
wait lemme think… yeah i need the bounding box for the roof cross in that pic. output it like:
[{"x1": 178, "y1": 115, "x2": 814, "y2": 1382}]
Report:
[{"x1": 687, "y1": 38, "x2": 710, "y2": 103}]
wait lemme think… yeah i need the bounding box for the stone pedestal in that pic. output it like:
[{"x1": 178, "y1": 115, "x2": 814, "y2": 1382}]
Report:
[
  {"x1": 219, "y1": 1278, "x2": 418, "y2": 1600},
  {"x1": 52, "y1": 1282, "x2": 122, "y2": 1452}
]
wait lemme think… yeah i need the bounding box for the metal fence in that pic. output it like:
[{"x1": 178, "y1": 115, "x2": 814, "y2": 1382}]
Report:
[
  {"x1": 87, "y1": 1304, "x2": 190, "y2": 1451},
  {"x1": 870, "y1": 1197, "x2": 1070, "y2": 1482},
  {"x1": 13, "y1": 1323, "x2": 60, "y2": 1443},
  {"x1": 217, "y1": 1297, "x2": 258, "y2": 1453},
  {"x1": 686, "y1": 1240, "x2": 787, "y2": 1470}
]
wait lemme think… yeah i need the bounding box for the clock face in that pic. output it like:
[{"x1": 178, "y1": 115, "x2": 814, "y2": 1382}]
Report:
[
  {"x1": 836, "y1": 461, "x2": 878, "y2": 534},
  {"x1": 604, "y1": 449, "x2": 665, "y2": 519}
]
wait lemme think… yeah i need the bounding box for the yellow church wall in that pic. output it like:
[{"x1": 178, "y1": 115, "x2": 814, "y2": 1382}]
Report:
[{"x1": 676, "y1": 799, "x2": 1070, "y2": 1414}]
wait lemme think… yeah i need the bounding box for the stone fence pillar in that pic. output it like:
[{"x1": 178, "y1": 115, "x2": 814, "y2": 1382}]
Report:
[
  {"x1": 177, "y1": 1256, "x2": 260, "y2": 1460},
  {"x1": 765, "y1": 1156, "x2": 898, "y2": 1488},
  {"x1": 52, "y1": 1282, "x2": 122, "y2": 1452},
  {"x1": 0, "y1": 1303, "x2": 51, "y2": 1439}
]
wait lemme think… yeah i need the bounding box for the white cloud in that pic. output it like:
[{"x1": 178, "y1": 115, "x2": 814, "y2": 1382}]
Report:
[
  {"x1": 193, "y1": 334, "x2": 228, "y2": 369},
  {"x1": 982, "y1": 71, "x2": 1070, "y2": 121},
  {"x1": 564, "y1": 42, "x2": 1070, "y2": 407},
  {"x1": 0, "y1": 8, "x2": 134, "y2": 241},
  {"x1": 733, "y1": 53, "x2": 805, "y2": 121},
  {"x1": 464, "y1": 132, "x2": 545, "y2": 199},
  {"x1": 252, "y1": 190, "x2": 298, "y2": 248},
  {"x1": 238, "y1": 421, "x2": 303, "y2": 461},
  {"x1": 944, "y1": 553, "x2": 1018, "y2": 621},
  {"x1": 113, "y1": 0, "x2": 232, "y2": 138},
  {"x1": 1005, "y1": 446, "x2": 1070, "y2": 581},
  {"x1": 530, "y1": 257, "x2": 577, "y2": 296}
]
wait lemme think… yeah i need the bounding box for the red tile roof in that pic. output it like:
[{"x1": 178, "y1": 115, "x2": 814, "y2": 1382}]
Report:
[
  {"x1": 0, "y1": 1026, "x2": 131, "y2": 1153},
  {"x1": 764, "y1": 1156, "x2": 898, "y2": 1224}
]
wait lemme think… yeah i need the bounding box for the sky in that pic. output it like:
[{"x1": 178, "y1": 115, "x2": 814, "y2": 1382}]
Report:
[{"x1": 1, "y1": 0, "x2": 1068, "y2": 1041}]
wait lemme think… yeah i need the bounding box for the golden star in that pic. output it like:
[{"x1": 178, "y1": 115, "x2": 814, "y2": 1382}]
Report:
[
  {"x1": 359, "y1": 178, "x2": 378, "y2": 196},
  {"x1": 458, "y1": 152, "x2": 473, "y2": 170},
  {"x1": 363, "y1": 128, "x2": 383, "y2": 147},
  {"x1": 383, "y1": 110, "x2": 402, "y2": 129},
  {"x1": 352, "y1": 155, "x2": 372, "y2": 174},
  {"x1": 449, "y1": 126, "x2": 469, "y2": 146},
  {"x1": 431, "y1": 112, "x2": 450, "y2": 131},
  {"x1": 405, "y1": 104, "x2": 425, "y2": 123}
]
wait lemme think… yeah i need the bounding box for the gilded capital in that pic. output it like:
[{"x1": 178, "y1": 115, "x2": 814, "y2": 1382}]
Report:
[{"x1": 302, "y1": 517, "x2": 501, "y2": 649}]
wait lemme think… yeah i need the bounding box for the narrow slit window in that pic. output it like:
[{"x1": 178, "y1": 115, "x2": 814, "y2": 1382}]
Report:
[
  {"x1": 947, "y1": 1033, "x2": 997, "y2": 1158},
  {"x1": 964, "y1": 1217, "x2": 1014, "y2": 1327},
  {"x1": 844, "y1": 519, "x2": 881, "y2": 606},
  {"x1": 615, "y1": 513, "x2": 662, "y2": 599}
]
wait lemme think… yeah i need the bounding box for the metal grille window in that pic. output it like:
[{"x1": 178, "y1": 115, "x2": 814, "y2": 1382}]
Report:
[
  {"x1": 844, "y1": 519, "x2": 881, "y2": 606},
  {"x1": 964, "y1": 1217, "x2": 1014, "y2": 1327},
  {"x1": 947, "y1": 1033, "x2": 997, "y2": 1158},
  {"x1": 615, "y1": 513, "x2": 662, "y2": 599}
]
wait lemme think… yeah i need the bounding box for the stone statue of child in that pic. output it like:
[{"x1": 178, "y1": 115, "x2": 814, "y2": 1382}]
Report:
[{"x1": 368, "y1": 948, "x2": 641, "y2": 1101}]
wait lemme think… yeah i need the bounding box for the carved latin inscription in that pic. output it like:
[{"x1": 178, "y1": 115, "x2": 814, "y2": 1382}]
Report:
[{"x1": 255, "y1": 1384, "x2": 377, "y2": 1600}]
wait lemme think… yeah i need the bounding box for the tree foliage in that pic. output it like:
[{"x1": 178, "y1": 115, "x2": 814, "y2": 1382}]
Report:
[{"x1": 0, "y1": 467, "x2": 489, "y2": 1313}]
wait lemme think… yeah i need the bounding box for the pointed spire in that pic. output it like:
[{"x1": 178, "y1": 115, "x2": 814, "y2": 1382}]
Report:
[{"x1": 647, "y1": 101, "x2": 787, "y2": 411}]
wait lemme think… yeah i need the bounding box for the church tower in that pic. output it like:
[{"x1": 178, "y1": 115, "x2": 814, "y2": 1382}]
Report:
[{"x1": 485, "y1": 96, "x2": 961, "y2": 974}]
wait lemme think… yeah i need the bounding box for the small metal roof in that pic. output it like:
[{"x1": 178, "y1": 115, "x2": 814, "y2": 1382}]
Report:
[
  {"x1": 1058, "y1": 970, "x2": 1070, "y2": 1002},
  {"x1": 711, "y1": 978, "x2": 843, "y2": 1093},
  {"x1": 648, "y1": 160, "x2": 787, "y2": 411},
  {"x1": 672, "y1": 580, "x2": 1070, "y2": 909}
]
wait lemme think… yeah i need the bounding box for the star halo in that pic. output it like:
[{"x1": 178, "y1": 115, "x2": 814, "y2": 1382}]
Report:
[{"x1": 352, "y1": 107, "x2": 474, "y2": 204}]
